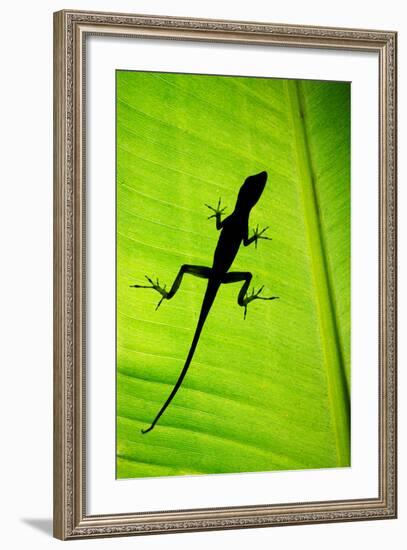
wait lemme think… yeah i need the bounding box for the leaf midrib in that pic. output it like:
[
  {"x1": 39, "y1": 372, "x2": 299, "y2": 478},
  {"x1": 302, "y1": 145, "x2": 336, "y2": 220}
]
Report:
[{"x1": 286, "y1": 80, "x2": 350, "y2": 466}]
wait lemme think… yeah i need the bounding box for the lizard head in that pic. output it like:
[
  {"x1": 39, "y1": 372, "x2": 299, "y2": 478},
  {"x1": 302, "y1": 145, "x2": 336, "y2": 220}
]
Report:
[{"x1": 236, "y1": 171, "x2": 268, "y2": 211}]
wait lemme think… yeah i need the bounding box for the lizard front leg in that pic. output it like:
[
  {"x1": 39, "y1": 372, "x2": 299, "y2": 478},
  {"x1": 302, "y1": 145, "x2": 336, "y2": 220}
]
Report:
[
  {"x1": 222, "y1": 271, "x2": 279, "y2": 319},
  {"x1": 131, "y1": 265, "x2": 211, "y2": 310},
  {"x1": 244, "y1": 225, "x2": 272, "y2": 248},
  {"x1": 205, "y1": 197, "x2": 227, "y2": 230}
]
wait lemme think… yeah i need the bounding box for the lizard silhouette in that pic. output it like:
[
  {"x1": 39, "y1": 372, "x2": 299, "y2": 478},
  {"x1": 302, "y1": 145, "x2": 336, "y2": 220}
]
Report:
[{"x1": 131, "y1": 171, "x2": 278, "y2": 434}]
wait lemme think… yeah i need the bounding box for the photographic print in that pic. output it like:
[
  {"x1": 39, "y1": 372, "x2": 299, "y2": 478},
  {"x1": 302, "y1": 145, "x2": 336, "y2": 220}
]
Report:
[
  {"x1": 116, "y1": 70, "x2": 351, "y2": 480},
  {"x1": 54, "y1": 11, "x2": 397, "y2": 539}
]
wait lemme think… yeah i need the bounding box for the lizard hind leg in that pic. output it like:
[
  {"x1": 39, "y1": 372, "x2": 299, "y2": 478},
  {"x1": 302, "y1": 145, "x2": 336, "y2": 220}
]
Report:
[
  {"x1": 222, "y1": 271, "x2": 278, "y2": 319},
  {"x1": 131, "y1": 265, "x2": 212, "y2": 311},
  {"x1": 241, "y1": 285, "x2": 279, "y2": 319},
  {"x1": 130, "y1": 275, "x2": 169, "y2": 310},
  {"x1": 166, "y1": 265, "x2": 212, "y2": 299}
]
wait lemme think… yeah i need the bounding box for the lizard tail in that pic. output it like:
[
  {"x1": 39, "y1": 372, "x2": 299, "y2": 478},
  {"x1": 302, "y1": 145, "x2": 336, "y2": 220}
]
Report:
[{"x1": 141, "y1": 280, "x2": 220, "y2": 434}]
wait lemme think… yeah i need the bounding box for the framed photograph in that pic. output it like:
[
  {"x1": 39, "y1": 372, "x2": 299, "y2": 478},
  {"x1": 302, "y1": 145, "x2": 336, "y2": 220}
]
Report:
[{"x1": 53, "y1": 9, "x2": 397, "y2": 540}]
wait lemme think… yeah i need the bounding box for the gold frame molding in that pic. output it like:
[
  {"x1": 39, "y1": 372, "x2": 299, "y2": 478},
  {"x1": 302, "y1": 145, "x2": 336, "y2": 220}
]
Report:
[{"x1": 53, "y1": 9, "x2": 397, "y2": 540}]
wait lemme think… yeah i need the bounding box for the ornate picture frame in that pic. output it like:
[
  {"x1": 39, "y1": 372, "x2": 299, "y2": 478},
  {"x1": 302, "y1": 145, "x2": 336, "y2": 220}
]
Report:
[{"x1": 53, "y1": 9, "x2": 397, "y2": 540}]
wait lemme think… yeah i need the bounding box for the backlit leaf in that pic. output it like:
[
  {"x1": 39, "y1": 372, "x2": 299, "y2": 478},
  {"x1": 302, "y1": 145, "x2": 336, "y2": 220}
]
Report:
[{"x1": 116, "y1": 71, "x2": 350, "y2": 478}]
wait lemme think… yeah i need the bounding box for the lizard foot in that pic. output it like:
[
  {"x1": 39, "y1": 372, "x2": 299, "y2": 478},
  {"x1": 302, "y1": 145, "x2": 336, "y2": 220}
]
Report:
[
  {"x1": 242, "y1": 285, "x2": 279, "y2": 319},
  {"x1": 130, "y1": 275, "x2": 169, "y2": 310},
  {"x1": 251, "y1": 224, "x2": 272, "y2": 249},
  {"x1": 205, "y1": 197, "x2": 227, "y2": 220}
]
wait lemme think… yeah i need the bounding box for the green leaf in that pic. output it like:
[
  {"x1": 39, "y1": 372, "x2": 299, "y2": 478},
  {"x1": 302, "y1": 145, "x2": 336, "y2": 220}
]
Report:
[{"x1": 116, "y1": 71, "x2": 350, "y2": 478}]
